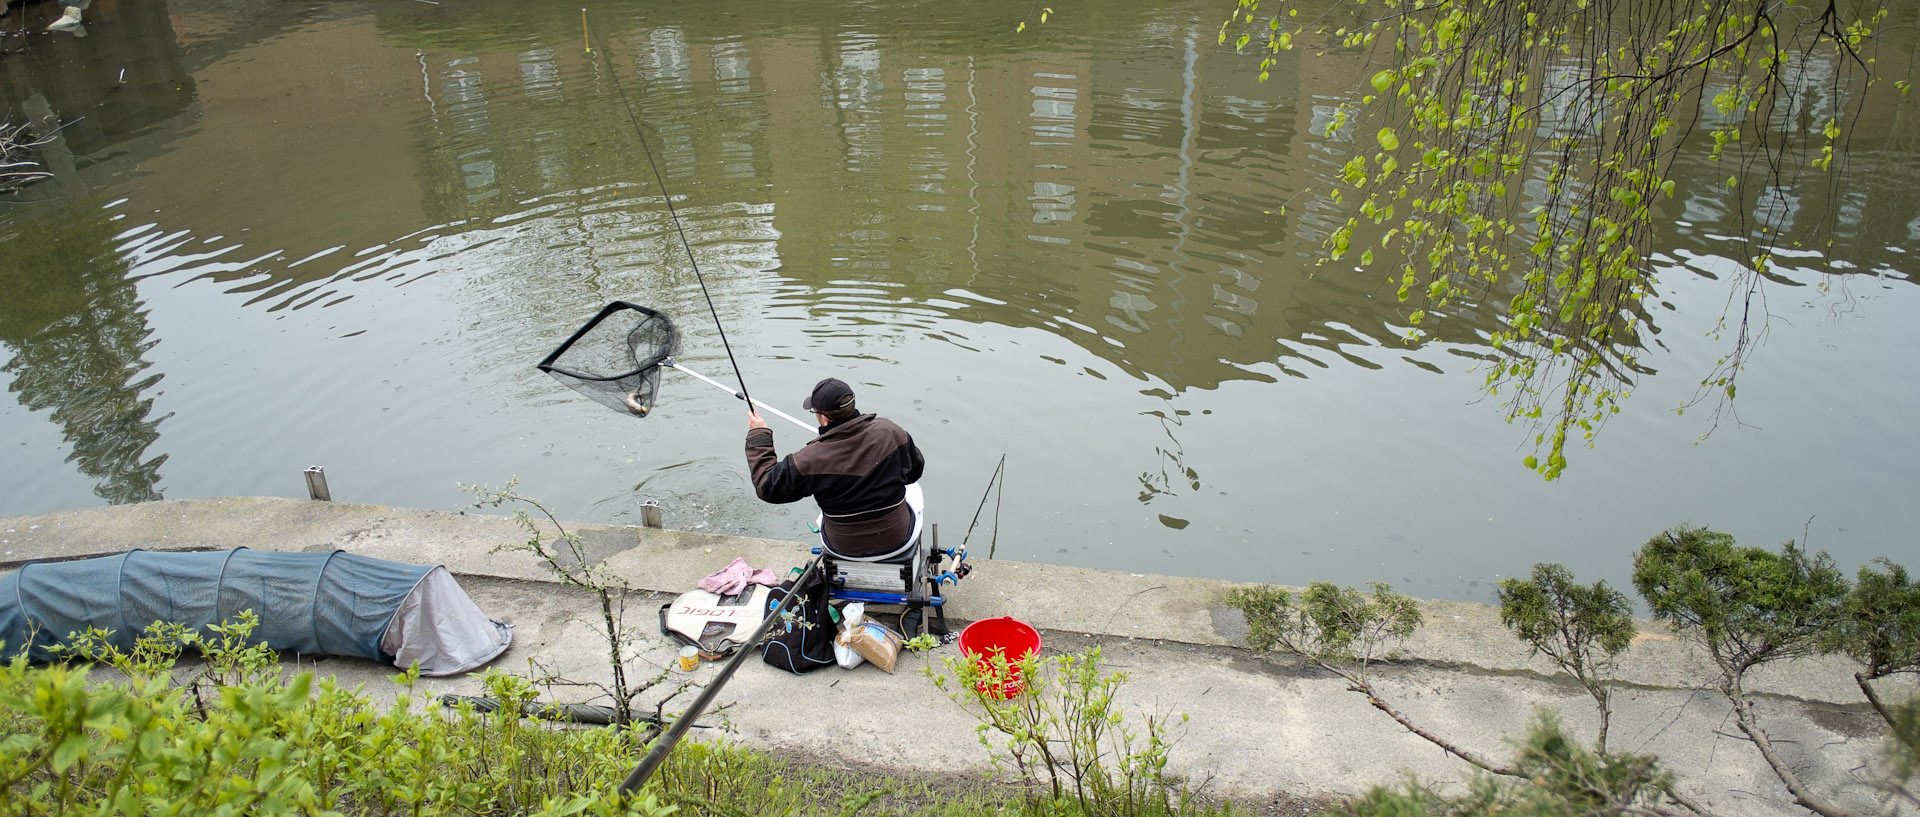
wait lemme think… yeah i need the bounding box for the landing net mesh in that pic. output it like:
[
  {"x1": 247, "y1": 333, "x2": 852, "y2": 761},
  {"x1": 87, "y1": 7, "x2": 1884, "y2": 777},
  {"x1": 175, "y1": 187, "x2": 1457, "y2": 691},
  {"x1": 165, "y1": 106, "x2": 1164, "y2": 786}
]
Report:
[{"x1": 537, "y1": 301, "x2": 679, "y2": 417}]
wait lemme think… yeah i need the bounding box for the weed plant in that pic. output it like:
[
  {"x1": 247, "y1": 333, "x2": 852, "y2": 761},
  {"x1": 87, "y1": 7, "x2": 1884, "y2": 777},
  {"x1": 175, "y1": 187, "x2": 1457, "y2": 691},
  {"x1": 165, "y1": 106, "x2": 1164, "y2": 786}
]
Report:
[
  {"x1": 464, "y1": 480, "x2": 690, "y2": 727},
  {"x1": 934, "y1": 646, "x2": 1231, "y2": 817}
]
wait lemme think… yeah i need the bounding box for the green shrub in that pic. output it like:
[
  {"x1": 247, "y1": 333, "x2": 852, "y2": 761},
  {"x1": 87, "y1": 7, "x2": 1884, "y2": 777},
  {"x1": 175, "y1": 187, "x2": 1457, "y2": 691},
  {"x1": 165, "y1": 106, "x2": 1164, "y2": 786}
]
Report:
[
  {"x1": 933, "y1": 646, "x2": 1225, "y2": 817},
  {"x1": 1335, "y1": 712, "x2": 1677, "y2": 817}
]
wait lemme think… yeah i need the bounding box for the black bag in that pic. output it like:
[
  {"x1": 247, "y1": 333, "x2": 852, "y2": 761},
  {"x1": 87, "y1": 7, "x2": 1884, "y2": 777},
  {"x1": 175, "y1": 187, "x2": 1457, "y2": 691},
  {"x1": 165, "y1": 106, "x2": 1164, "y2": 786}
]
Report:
[{"x1": 760, "y1": 567, "x2": 836, "y2": 674}]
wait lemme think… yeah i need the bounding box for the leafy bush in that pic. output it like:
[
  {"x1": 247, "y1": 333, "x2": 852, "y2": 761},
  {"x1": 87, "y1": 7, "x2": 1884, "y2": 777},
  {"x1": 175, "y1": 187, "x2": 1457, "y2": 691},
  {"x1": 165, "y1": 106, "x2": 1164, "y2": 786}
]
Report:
[
  {"x1": 1338, "y1": 713, "x2": 1677, "y2": 817},
  {"x1": 1886, "y1": 699, "x2": 1919, "y2": 809},
  {"x1": 1228, "y1": 582, "x2": 1421, "y2": 668},
  {"x1": 1496, "y1": 565, "x2": 1634, "y2": 753}
]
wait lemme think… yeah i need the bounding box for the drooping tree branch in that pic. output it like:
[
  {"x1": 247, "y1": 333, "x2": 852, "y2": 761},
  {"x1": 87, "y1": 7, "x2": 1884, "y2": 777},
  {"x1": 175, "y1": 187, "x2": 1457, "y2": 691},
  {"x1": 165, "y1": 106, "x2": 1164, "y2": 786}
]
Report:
[{"x1": 1223, "y1": 0, "x2": 1900, "y2": 479}]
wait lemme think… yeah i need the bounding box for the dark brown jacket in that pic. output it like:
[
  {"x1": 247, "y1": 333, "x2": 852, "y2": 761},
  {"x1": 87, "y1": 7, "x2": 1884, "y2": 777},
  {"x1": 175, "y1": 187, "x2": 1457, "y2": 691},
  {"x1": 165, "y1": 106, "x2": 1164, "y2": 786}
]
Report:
[{"x1": 745, "y1": 414, "x2": 925, "y2": 522}]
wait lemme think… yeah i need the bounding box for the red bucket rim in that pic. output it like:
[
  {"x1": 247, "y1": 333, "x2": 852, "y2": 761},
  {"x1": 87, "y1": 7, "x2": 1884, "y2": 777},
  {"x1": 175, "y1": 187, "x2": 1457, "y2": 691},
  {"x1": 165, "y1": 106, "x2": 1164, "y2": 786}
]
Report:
[{"x1": 959, "y1": 616, "x2": 1042, "y2": 659}]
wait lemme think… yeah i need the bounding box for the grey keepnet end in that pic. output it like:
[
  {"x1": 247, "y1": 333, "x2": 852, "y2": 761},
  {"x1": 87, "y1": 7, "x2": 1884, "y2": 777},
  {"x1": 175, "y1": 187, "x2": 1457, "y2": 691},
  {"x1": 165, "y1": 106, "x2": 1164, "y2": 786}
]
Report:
[{"x1": 0, "y1": 548, "x2": 511, "y2": 676}]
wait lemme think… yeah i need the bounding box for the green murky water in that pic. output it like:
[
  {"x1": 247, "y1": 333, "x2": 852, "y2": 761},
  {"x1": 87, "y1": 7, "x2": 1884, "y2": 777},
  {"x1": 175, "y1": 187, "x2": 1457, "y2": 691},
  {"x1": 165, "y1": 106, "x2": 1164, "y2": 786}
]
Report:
[{"x1": 3, "y1": 0, "x2": 1918, "y2": 602}]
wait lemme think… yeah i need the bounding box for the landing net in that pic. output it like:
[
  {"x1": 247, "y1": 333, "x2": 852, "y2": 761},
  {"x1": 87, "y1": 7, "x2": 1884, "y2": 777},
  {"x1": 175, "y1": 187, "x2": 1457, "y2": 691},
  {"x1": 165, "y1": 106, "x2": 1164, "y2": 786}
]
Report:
[{"x1": 537, "y1": 301, "x2": 679, "y2": 417}]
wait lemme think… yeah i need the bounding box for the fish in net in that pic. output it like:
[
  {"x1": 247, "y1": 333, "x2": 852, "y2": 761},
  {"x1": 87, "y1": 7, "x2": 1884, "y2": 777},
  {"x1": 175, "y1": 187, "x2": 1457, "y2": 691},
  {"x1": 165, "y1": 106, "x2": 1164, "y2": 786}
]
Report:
[{"x1": 537, "y1": 301, "x2": 679, "y2": 417}]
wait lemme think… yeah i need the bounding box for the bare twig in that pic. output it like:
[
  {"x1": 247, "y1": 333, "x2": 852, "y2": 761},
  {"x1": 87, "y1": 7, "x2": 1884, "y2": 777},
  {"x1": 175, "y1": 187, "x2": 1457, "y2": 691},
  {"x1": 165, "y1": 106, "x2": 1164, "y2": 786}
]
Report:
[{"x1": 465, "y1": 480, "x2": 674, "y2": 726}]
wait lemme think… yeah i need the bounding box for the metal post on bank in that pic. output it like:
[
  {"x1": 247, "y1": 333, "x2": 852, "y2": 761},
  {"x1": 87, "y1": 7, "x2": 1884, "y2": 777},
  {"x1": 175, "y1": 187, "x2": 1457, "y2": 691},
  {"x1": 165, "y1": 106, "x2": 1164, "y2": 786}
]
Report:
[{"x1": 304, "y1": 466, "x2": 331, "y2": 501}]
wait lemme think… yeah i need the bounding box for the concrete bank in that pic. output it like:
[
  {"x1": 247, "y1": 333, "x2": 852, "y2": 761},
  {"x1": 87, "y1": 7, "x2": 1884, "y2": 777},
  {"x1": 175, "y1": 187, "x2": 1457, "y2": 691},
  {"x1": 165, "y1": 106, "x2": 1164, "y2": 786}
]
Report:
[{"x1": 1, "y1": 498, "x2": 1907, "y2": 816}]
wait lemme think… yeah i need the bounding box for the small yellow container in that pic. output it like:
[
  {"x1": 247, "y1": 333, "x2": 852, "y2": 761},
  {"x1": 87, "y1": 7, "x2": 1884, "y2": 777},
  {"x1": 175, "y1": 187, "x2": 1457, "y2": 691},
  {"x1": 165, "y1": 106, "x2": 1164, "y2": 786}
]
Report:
[{"x1": 677, "y1": 645, "x2": 700, "y2": 672}]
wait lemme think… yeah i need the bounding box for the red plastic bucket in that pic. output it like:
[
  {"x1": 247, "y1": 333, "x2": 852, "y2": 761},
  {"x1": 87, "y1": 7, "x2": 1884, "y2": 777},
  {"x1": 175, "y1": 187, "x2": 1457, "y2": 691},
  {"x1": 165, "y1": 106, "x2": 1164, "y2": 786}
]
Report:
[{"x1": 959, "y1": 617, "x2": 1042, "y2": 697}]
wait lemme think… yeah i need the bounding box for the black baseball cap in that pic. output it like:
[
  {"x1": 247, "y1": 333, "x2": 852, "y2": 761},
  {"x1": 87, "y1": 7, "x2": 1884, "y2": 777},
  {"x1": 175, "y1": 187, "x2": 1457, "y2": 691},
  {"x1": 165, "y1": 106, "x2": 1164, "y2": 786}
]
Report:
[{"x1": 802, "y1": 377, "x2": 856, "y2": 412}]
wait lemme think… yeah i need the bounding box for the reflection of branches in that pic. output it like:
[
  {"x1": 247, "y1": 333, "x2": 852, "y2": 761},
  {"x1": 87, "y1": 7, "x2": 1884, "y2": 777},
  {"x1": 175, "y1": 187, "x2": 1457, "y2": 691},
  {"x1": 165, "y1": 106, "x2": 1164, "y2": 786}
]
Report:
[
  {"x1": 1134, "y1": 406, "x2": 1199, "y2": 503},
  {"x1": 1, "y1": 118, "x2": 55, "y2": 192},
  {"x1": 0, "y1": 207, "x2": 167, "y2": 504}
]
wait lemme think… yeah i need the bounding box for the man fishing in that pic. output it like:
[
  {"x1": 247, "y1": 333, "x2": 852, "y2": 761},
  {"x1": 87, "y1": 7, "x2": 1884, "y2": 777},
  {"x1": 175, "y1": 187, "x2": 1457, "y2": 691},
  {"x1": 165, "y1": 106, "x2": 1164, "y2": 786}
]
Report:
[{"x1": 746, "y1": 377, "x2": 925, "y2": 557}]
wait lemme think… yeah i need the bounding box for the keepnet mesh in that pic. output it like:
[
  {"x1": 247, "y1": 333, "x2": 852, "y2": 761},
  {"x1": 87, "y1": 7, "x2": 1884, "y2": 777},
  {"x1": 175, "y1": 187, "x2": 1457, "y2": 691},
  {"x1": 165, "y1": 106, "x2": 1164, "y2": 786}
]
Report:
[
  {"x1": 0, "y1": 548, "x2": 432, "y2": 664},
  {"x1": 537, "y1": 301, "x2": 680, "y2": 417}
]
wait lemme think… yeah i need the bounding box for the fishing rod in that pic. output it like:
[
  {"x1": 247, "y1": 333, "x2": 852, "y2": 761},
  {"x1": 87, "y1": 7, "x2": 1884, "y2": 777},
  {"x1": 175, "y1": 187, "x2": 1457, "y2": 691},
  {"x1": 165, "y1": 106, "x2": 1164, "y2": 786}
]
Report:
[
  {"x1": 585, "y1": 15, "x2": 807, "y2": 796},
  {"x1": 598, "y1": 13, "x2": 757, "y2": 414},
  {"x1": 961, "y1": 453, "x2": 1006, "y2": 559}
]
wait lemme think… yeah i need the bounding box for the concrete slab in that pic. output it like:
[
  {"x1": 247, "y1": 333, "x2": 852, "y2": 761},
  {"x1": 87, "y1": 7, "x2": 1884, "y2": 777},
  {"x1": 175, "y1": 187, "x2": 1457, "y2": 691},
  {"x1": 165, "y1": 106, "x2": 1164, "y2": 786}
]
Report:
[{"x1": 2, "y1": 498, "x2": 1911, "y2": 816}]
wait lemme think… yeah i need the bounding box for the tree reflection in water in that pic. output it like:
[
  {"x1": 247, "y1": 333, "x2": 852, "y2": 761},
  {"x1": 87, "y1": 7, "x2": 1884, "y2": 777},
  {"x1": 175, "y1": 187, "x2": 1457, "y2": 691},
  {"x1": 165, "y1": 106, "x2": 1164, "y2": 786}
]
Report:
[{"x1": 0, "y1": 207, "x2": 169, "y2": 504}]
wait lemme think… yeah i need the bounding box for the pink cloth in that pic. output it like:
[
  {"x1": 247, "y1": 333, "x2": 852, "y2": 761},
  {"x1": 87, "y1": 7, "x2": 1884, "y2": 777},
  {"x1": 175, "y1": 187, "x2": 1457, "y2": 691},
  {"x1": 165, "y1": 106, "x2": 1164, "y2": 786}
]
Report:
[{"x1": 697, "y1": 557, "x2": 782, "y2": 596}]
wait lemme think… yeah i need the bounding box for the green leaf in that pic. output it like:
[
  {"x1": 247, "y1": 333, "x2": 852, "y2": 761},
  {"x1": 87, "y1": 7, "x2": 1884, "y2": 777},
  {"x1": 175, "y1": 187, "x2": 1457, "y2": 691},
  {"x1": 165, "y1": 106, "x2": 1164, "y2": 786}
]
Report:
[
  {"x1": 1376, "y1": 128, "x2": 1399, "y2": 151},
  {"x1": 52, "y1": 733, "x2": 87, "y2": 772}
]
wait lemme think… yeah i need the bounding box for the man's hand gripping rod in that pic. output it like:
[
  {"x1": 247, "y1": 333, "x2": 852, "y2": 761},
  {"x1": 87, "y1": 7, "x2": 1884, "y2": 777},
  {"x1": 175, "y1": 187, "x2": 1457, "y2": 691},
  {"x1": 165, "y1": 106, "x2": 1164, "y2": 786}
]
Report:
[{"x1": 661, "y1": 360, "x2": 815, "y2": 432}]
